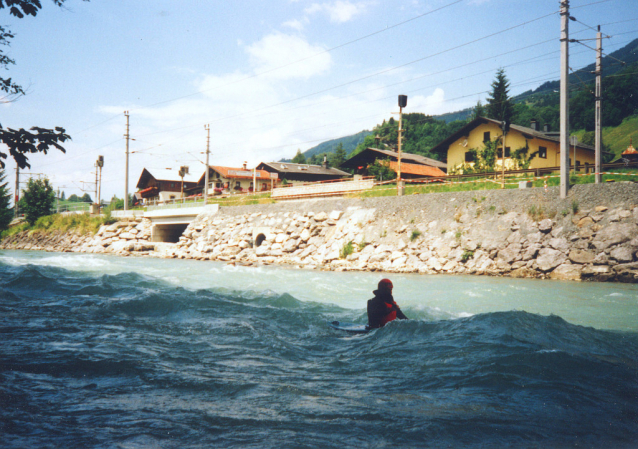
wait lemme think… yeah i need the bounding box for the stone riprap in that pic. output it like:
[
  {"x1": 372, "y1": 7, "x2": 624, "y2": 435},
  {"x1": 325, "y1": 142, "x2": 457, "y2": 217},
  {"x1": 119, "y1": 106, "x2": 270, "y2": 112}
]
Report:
[{"x1": 2, "y1": 183, "x2": 637, "y2": 283}]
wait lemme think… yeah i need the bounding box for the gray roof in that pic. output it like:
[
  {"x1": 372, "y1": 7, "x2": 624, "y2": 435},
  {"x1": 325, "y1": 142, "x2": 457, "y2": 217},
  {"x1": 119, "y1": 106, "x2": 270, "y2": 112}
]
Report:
[
  {"x1": 258, "y1": 162, "x2": 350, "y2": 176},
  {"x1": 361, "y1": 147, "x2": 447, "y2": 169}
]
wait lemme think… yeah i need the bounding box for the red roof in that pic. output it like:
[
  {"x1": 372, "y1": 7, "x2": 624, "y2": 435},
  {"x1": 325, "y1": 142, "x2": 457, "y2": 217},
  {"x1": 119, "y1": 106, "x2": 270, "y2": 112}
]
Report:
[
  {"x1": 385, "y1": 161, "x2": 446, "y2": 177},
  {"x1": 622, "y1": 139, "x2": 637, "y2": 155},
  {"x1": 200, "y1": 166, "x2": 274, "y2": 183}
]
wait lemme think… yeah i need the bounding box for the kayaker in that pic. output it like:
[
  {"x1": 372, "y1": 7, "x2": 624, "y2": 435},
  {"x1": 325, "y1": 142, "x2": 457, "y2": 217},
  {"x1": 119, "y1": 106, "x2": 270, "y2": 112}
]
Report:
[{"x1": 367, "y1": 279, "x2": 408, "y2": 329}]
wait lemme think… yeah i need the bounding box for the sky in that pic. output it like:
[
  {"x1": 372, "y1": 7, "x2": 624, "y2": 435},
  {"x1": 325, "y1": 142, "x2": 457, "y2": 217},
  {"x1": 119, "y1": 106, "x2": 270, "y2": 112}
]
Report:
[{"x1": 2, "y1": 0, "x2": 637, "y2": 202}]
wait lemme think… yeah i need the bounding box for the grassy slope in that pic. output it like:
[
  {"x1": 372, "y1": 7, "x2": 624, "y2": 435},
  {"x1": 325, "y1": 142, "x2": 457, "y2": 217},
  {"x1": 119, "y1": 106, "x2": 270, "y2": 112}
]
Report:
[
  {"x1": 602, "y1": 115, "x2": 638, "y2": 160},
  {"x1": 573, "y1": 115, "x2": 638, "y2": 161}
]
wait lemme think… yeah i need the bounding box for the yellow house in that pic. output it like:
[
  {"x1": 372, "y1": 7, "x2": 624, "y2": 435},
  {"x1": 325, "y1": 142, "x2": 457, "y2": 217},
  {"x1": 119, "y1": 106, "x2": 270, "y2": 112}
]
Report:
[{"x1": 431, "y1": 117, "x2": 599, "y2": 173}]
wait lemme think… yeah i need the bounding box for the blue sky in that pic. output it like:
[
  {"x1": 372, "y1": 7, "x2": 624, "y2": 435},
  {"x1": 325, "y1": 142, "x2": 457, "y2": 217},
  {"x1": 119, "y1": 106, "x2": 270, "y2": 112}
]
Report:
[{"x1": 2, "y1": 0, "x2": 637, "y2": 201}]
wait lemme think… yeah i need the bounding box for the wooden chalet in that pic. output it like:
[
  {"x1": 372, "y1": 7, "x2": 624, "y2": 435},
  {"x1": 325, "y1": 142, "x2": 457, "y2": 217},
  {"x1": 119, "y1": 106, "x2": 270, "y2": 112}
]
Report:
[
  {"x1": 136, "y1": 168, "x2": 200, "y2": 203},
  {"x1": 340, "y1": 147, "x2": 447, "y2": 178}
]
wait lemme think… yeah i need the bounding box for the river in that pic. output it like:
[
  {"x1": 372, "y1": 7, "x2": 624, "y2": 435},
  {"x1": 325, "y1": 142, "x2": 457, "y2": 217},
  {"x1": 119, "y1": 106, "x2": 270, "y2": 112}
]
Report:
[{"x1": 1, "y1": 249, "x2": 637, "y2": 448}]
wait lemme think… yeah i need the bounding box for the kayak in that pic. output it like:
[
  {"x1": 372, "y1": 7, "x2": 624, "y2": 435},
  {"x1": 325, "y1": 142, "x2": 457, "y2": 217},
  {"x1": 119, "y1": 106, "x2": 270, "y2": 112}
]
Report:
[{"x1": 329, "y1": 321, "x2": 370, "y2": 334}]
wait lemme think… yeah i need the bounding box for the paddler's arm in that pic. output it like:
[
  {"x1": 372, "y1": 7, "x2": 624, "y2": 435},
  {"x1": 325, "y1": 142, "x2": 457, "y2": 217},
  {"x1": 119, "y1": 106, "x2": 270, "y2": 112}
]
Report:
[{"x1": 395, "y1": 306, "x2": 408, "y2": 320}]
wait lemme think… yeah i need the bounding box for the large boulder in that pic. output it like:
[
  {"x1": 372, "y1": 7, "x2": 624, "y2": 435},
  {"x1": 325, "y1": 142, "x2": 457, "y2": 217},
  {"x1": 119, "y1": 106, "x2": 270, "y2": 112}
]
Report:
[
  {"x1": 592, "y1": 223, "x2": 638, "y2": 251},
  {"x1": 569, "y1": 249, "x2": 595, "y2": 264},
  {"x1": 549, "y1": 264, "x2": 582, "y2": 281},
  {"x1": 535, "y1": 248, "x2": 567, "y2": 272}
]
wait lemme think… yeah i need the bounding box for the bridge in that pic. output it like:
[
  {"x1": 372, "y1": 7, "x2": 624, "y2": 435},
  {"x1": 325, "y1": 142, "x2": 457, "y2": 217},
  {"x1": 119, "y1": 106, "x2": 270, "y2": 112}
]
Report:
[{"x1": 113, "y1": 203, "x2": 219, "y2": 242}]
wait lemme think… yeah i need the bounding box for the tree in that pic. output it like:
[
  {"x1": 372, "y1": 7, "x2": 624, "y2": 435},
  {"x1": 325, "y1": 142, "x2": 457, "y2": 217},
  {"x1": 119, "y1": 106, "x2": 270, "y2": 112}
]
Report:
[
  {"x1": 68, "y1": 194, "x2": 79, "y2": 202},
  {"x1": 0, "y1": 0, "x2": 87, "y2": 169},
  {"x1": 328, "y1": 143, "x2": 347, "y2": 168},
  {"x1": 471, "y1": 100, "x2": 486, "y2": 121},
  {"x1": 367, "y1": 158, "x2": 396, "y2": 181},
  {"x1": 80, "y1": 193, "x2": 92, "y2": 203},
  {"x1": 59, "y1": 190, "x2": 65, "y2": 201},
  {"x1": 292, "y1": 149, "x2": 306, "y2": 164},
  {"x1": 0, "y1": 169, "x2": 12, "y2": 231},
  {"x1": 486, "y1": 69, "x2": 514, "y2": 126},
  {"x1": 308, "y1": 152, "x2": 327, "y2": 165},
  {"x1": 19, "y1": 177, "x2": 55, "y2": 225}
]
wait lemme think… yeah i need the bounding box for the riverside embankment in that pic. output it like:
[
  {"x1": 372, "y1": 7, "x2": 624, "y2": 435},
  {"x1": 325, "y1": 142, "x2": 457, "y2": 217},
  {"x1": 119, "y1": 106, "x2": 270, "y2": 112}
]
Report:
[{"x1": 2, "y1": 183, "x2": 638, "y2": 283}]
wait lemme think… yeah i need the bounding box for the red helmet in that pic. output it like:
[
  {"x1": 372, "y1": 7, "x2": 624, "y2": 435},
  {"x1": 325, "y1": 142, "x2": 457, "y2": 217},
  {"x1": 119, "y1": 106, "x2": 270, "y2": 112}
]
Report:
[{"x1": 378, "y1": 278, "x2": 393, "y2": 291}]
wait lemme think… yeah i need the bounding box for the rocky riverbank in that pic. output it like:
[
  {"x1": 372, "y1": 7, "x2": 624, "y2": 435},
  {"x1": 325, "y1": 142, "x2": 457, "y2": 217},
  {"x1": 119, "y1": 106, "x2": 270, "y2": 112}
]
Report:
[{"x1": 2, "y1": 183, "x2": 637, "y2": 283}]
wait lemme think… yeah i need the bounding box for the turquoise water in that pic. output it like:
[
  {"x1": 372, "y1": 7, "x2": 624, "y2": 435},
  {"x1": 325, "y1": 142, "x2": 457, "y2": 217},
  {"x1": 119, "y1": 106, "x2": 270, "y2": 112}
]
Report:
[{"x1": 1, "y1": 250, "x2": 637, "y2": 448}]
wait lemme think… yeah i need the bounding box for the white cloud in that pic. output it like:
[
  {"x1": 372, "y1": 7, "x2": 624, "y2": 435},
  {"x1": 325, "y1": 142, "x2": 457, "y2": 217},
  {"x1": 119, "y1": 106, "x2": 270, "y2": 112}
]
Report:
[
  {"x1": 244, "y1": 33, "x2": 332, "y2": 80},
  {"x1": 304, "y1": 1, "x2": 368, "y2": 23},
  {"x1": 282, "y1": 18, "x2": 305, "y2": 31},
  {"x1": 408, "y1": 88, "x2": 470, "y2": 116}
]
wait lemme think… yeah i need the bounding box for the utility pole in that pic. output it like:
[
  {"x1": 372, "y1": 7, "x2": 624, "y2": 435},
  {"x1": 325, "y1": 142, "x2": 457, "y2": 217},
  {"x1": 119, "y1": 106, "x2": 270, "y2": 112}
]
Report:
[
  {"x1": 253, "y1": 167, "x2": 257, "y2": 195},
  {"x1": 124, "y1": 111, "x2": 130, "y2": 211},
  {"x1": 14, "y1": 164, "x2": 19, "y2": 218},
  {"x1": 204, "y1": 124, "x2": 210, "y2": 204},
  {"x1": 571, "y1": 135, "x2": 578, "y2": 174},
  {"x1": 94, "y1": 161, "x2": 99, "y2": 209},
  {"x1": 97, "y1": 155, "x2": 104, "y2": 212},
  {"x1": 595, "y1": 25, "x2": 603, "y2": 183},
  {"x1": 559, "y1": 0, "x2": 570, "y2": 198},
  {"x1": 397, "y1": 95, "x2": 407, "y2": 196},
  {"x1": 501, "y1": 120, "x2": 509, "y2": 189}
]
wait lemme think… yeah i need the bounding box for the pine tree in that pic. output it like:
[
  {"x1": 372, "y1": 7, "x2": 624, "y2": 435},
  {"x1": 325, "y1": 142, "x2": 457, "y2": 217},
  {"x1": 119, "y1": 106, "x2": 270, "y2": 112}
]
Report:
[
  {"x1": 328, "y1": 143, "x2": 347, "y2": 168},
  {"x1": 292, "y1": 149, "x2": 306, "y2": 164},
  {"x1": 0, "y1": 169, "x2": 13, "y2": 231},
  {"x1": 486, "y1": 69, "x2": 514, "y2": 125},
  {"x1": 471, "y1": 100, "x2": 486, "y2": 121}
]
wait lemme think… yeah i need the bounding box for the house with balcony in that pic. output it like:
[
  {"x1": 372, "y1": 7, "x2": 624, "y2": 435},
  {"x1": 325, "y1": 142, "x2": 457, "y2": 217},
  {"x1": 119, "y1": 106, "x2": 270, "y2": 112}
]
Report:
[{"x1": 197, "y1": 163, "x2": 277, "y2": 194}]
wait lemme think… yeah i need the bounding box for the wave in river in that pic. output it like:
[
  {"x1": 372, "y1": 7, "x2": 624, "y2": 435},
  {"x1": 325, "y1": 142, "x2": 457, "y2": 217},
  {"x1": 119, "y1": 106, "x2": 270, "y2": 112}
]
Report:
[{"x1": 1, "y1": 261, "x2": 637, "y2": 448}]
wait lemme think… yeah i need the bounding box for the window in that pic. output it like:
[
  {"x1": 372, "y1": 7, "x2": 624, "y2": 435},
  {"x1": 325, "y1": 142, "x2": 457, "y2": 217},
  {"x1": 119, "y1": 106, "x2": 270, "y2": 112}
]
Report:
[
  {"x1": 216, "y1": 172, "x2": 220, "y2": 179},
  {"x1": 235, "y1": 181, "x2": 241, "y2": 189},
  {"x1": 497, "y1": 147, "x2": 511, "y2": 158},
  {"x1": 483, "y1": 131, "x2": 491, "y2": 142},
  {"x1": 465, "y1": 151, "x2": 475, "y2": 163},
  {"x1": 538, "y1": 146, "x2": 547, "y2": 159}
]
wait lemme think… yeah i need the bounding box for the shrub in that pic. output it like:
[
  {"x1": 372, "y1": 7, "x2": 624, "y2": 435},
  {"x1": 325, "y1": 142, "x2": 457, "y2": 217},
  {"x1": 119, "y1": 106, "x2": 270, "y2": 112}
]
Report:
[
  {"x1": 461, "y1": 250, "x2": 474, "y2": 263},
  {"x1": 340, "y1": 241, "x2": 354, "y2": 259},
  {"x1": 410, "y1": 230, "x2": 421, "y2": 241},
  {"x1": 571, "y1": 200, "x2": 579, "y2": 214}
]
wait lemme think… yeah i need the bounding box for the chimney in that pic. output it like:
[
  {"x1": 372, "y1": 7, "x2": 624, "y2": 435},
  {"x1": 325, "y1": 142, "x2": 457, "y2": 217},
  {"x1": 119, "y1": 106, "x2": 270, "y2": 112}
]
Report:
[
  {"x1": 243, "y1": 161, "x2": 247, "y2": 170},
  {"x1": 323, "y1": 155, "x2": 329, "y2": 169},
  {"x1": 530, "y1": 120, "x2": 538, "y2": 131},
  {"x1": 543, "y1": 123, "x2": 550, "y2": 133}
]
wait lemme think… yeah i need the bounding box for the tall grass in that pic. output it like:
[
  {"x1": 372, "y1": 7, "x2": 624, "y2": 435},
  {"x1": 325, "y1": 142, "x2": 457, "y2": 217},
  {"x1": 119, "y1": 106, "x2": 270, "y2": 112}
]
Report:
[{"x1": 0, "y1": 213, "x2": 117, "y2": 240}]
